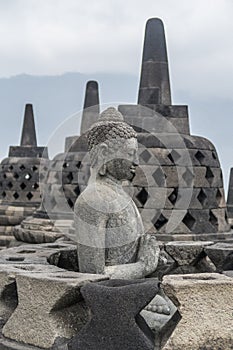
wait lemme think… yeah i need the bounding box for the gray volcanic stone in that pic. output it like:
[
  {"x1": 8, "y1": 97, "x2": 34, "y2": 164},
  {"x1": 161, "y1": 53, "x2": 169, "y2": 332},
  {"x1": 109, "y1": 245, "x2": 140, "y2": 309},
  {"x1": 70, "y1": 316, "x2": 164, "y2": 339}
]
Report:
[
  {"x1": 0, "y1": 104, "x2": 48, "y2": 248},
  {"x1": 3, "y1": 272, "x2": 107, "y2": 349},
  {"x1": 227, "y1": 167, "x2": 233, "y2": 227},
  {"x1": 0, "y1": 264, "x2": 64, "y2": 325},
  {"x1": 205, "y1": 242, "x2": 233, "y2": 271},
  {"x1": 0, "y1": 242, "x2": 78, "y2": 271},
  {"x1": 138, "y1": 18, "x2": 171, "y2": 105},
  {"x1": 68, "y1": 278, "x2": 159, "y2": 350},
  {"x1": 80, "y1": 81, "x2": 100, "y2": 134},
  {"x1": 162, "y1": 273, "x2": 233, "y2": 350},
  {"x1": 165, "y1": 241, "x2": 214, "y2": 266}
]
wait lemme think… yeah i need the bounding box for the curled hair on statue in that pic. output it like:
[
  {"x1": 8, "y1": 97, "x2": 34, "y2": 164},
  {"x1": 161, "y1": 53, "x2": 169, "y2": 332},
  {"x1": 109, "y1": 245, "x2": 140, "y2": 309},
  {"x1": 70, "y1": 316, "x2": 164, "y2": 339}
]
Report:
[{"x1": 87, "y1": 107, "x2": 137, "y2": 149}]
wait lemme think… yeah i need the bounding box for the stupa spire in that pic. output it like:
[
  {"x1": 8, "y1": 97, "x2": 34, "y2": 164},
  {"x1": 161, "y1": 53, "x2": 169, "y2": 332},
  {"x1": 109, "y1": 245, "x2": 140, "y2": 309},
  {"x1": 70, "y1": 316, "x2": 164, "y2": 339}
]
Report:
[
  {"x1": 20, "y1": 104, "x2": 37, "y2": 146},
  {"x1": 138, "y1": 18, "x2": 171, "y2": 105},
  {"x1": 80, "y1": 81, "x2": 100, "y2": 134}
]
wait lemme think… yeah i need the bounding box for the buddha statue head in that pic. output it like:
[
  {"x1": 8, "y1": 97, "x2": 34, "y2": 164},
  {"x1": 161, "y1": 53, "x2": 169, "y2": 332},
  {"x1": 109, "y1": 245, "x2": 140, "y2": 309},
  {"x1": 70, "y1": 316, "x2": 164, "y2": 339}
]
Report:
[{"x1": 87, "y1": 107, "x2": 139, "y2": 182}]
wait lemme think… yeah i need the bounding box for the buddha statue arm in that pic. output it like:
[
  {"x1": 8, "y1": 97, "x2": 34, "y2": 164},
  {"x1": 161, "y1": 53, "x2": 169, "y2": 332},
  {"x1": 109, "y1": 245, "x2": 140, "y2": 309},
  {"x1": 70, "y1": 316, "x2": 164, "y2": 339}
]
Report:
[
  {"x1": 104, "y1": 234, "x2": 160, "y2": 279},
  {"x1": 75, "y1": 197, "x2": 108, "y2": 275}
]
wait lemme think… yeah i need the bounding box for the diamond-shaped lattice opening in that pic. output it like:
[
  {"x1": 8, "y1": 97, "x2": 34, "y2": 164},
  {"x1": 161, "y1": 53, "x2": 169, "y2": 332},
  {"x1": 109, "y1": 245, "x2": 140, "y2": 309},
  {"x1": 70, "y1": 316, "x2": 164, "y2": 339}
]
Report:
[
  {"x1": 7, "y1": 182, "x2": 13, "y2": 189},
  {"x1": 8, "y1": 165, "x2": 14, "y2": 171},
  {"x1": 195, "y1": 151, "x2": 205, "y2": 164},
  {"x1": 32, "y1": 166, "x2": 38, "y2": 172},
  {"x1": 212, "y1": 151, "x2": 217, "y2": 160},
  {"x1": 3, "y1": 174, "x2": 7, "y2": 179},
  {"x1": 182, "y1": 168, "x2": 194, "y2": 185},
  {"x1": 32, "y1": 183, "x2": 39, "y2": 190},
  {"x1": 67, "y1": 172, "x2": 74, "y2": 183},
  {"x1": 197, "y1": 189, "x2": 207, "y2": 206},
  {"x1": 167, "y1": 150, "x2": 181, "y2": 163},
  {"x1": 24, "y1": 173, "x2": 31, "y2": 180},
  {"x1": 20, "y1": 183, "x2": 26, "y2": 190},
  {"x1": 20, "y1": 165, "x2": 25, "y2": 171},
  {"x1": 13, "y1": 192, "x2": 19, "y2": 199},
  {"x1": 153, "y1": 214, "x2": 168, "y2": 230},
  {"x1": 209, "y1": 211, "x2": 218, "y2": 228},
  {"x1": 205, "y1": 167, "x2": 214, "y2": 185},
  {"x1": 182, "y1": 212, "x2": 195, "y2": 230},
  {"x1": 63, "y1": 162, "x2": 69, "y2": 169},
  {"x1": 140, "y1": 149, "x2": 152, "y2": 163},
  {"x1": 168, "y1": 188, "x2": 178, "y2": 205},
  {"x1": 67, "y1": 198, "x2": 74, "y2": 208},
  {"x1": 152, "y1": 168, "x2": 166, "y2": 186},
  {"x1": 216, "y1": 189, "x2": 222, "y2": 206},
  {"x1": 13, "y1": 172, "x2": 19, "y2": 179},
  {"x1": 2, "y1": 191, "x2": 6, "y2": 198},
  {"x1": 225, "y1": 210, "x2": 228, "y2": 222},
  {"x1": 76, "y1": 161, "x2": 82, "y2": 169},
  {"x1": 136, "y1": 188, "x2": 148, "y2": 206},
  {"x1": 26, "y1": 192, "x2": 33, "y2": 200},
  {"x1": 74, "y1": 186, "x2": 81, "y2": 196}
]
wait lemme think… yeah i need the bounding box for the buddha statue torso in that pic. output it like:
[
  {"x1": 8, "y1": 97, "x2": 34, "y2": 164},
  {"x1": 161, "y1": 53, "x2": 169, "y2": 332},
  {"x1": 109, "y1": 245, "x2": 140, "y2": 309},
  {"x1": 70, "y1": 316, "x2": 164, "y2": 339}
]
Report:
[{"x1": 75, "y1": 175, "x2": 144, "y2": 268}]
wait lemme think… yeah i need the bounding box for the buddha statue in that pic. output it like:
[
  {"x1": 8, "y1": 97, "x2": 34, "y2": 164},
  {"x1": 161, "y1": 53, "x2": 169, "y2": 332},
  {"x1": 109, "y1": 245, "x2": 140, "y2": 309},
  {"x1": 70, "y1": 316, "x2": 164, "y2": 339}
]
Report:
[{"x1": 74, "y1": 107, "x2": 160, "y2": 279}]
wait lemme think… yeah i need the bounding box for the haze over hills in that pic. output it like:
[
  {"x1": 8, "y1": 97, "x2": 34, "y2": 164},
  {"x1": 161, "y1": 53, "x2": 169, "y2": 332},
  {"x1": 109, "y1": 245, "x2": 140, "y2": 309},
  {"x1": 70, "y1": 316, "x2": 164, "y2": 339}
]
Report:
[{"x1": 0, "y1": 72, "x2": 231, "y2": 190}]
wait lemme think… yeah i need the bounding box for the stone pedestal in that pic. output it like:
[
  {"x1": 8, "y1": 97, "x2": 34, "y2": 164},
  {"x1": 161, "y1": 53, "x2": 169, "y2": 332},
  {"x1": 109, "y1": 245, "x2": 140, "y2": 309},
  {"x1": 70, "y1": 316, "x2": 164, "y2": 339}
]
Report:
[
  {"x1": 3, "y1": 272, "x2": 107, "y2": 349},
  {"x1": 162, "y1": 273, "x2": 233, "y2": 350},
  {"x1": 0, "y1": 242, "x2": 79, "y2": 271},
  {"x1": 68, "y1": 278, "x2": 159, "y2": 350}
]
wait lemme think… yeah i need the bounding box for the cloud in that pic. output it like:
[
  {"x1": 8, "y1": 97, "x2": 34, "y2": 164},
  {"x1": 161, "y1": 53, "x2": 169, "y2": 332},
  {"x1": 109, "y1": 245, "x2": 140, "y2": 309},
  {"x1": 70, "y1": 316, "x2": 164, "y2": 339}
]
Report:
[{"x1": 0, "y1": 0, "x2": 232, "y2": 94}]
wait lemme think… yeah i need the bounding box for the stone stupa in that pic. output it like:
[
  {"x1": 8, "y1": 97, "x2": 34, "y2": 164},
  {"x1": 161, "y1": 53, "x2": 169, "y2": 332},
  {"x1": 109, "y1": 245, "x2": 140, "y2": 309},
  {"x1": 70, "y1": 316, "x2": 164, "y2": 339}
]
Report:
[
  {"x1": 0, "y1": 104, "x2": 48, "y2": 247},
  {"x1": 118, "y1": 18, "x2": 231, "y2": 241}
]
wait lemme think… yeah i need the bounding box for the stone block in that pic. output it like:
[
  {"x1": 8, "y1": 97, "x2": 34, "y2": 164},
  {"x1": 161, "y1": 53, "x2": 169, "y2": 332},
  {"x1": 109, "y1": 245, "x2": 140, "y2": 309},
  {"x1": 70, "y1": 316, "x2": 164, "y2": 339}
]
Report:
[
  {"x1": 162, "y1": 273, "x2": 233, "y2": 350},
  {"x1": 0, "y1": 264, "x2": 64, "y2": 325},
  {"x1": 3, "y1": 271, "x2": 107, "y2": 349},
  {"x1": 0, "y1": 243, "x2": 78, "y2": 271},
  {"x1": 164, "y1": 241, "x2": 214, "y2": 266},
  {"x1": 151, "y1": 105, "x2": 189, "y2": 119},
  {"x1": 205, "y1": 242, "x2": 233, "y2": 271},
  {"x1": 68, "y1": 278, "x2": 159, "y2": 350}
]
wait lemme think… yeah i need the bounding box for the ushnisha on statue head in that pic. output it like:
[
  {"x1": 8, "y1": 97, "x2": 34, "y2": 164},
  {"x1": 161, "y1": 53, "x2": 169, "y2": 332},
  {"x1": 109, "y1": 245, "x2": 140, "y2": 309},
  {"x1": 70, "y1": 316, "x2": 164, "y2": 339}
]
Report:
[{"x1": 87, "y1": 107, "x2": 139, "y2": 182}]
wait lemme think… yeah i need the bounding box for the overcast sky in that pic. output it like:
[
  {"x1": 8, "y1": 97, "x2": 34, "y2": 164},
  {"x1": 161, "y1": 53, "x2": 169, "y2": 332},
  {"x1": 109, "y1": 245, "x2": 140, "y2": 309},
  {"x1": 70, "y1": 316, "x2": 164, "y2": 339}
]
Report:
[
  {"x1": 0, "y1": 0, "x2": 232, "y2": 96},
  {"x1": 0, "y1": 0, "x2": 232, "y2": 188}
]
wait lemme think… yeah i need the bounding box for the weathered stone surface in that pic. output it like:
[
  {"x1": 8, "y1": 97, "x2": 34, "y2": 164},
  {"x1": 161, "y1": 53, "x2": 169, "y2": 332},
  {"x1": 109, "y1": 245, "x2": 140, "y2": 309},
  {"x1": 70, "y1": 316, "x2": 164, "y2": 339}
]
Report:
[
  {"x1": 75, "y1": 107, "x2": 160, "y2": 279},
  {"x1": 205, "y1": 242, "x2": 233, "y2": 271},
  {"x1": 223, "y1": 270, "x2": 233, "y2": 278},
  {"x1": 0, "y1": 104, "x2": 48, "y2": 247},
  {"x1": 0, "y1": 264, "x2": 64, "y2": 325},
  {"x1": 165, "y1": 241, "x2": 214, "y2": 266},
  {"x1": 3, "y1": 271, "x2": 107, "y2": 349},
  {"x1": 141, "y1": 290, "x2": 180, "y2": 350},
  {"x1": 68, "y1": 278, "x2": 159, "y2": 350},
  {"x1": 14, "y1": 217, "x2": 74, "y2": 244},
  {"x1": 227, "y1": 167, "x2": 233, "y2": 227},
  {"x1": 162, "y1": 273, "x2": 233, "y2": 350},
  {"x1": 138, "y1": 18, "x2": 171, "y2": 105},
  {"x1": 80, "y1": 81, "x2": 100, "y2": 134},
  {"x1": 115, "y1": 19, "x2": 230, "y2": 240},
  {"x1": 0, "y1": 242, "x2": 78, "y2": 271}
]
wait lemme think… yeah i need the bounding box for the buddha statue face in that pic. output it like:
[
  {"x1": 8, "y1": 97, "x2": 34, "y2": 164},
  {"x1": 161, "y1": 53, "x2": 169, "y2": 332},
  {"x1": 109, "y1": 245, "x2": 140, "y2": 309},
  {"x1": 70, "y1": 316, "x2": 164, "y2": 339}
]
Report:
[
  {"x1": 88, "y1": 107, "x2": 139, "y2": 182},
  {"x1": 102, "y1": 138, "x2": 139, "y2": 181}
]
